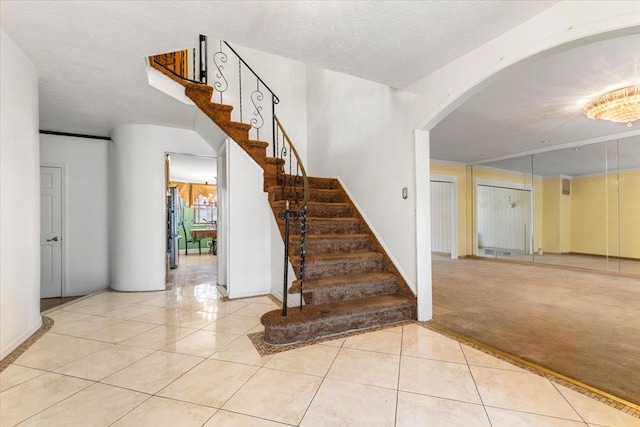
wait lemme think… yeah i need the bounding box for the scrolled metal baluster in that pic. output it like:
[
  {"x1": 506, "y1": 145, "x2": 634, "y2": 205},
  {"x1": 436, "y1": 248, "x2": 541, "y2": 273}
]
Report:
[
  {"x1": 280, "y1": 144, "x2": 287, "y2": 200},
  {"x1": 250, "y1": 80, "x2": 264, "y2": 140},
  {"x1": 213, "y1": 41, "x2": 228, "y2": 104}
]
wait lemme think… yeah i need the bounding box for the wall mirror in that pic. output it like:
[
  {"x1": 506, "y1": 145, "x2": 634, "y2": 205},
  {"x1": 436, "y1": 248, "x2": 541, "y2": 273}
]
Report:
[{"x1": 472, "y1": 135, "x2": 639, "y2": 276}]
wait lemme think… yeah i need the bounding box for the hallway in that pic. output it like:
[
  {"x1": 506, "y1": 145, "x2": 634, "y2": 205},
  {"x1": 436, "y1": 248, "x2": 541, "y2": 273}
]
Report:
[{"x1": 1, "y1": 254, "x2": 638, "y2": 425}]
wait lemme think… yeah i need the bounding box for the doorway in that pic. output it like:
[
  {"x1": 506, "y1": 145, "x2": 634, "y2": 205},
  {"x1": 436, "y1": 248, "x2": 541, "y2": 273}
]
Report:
[
  {"x1": 165, "y1": 153, "x2": 218, "y2": 287},
  {"x1": 430, "y1": 175, "x2": 457, "y2": 259},
  {"x1": 40, "y1": 166, "x2": 63, "y2": 298}
]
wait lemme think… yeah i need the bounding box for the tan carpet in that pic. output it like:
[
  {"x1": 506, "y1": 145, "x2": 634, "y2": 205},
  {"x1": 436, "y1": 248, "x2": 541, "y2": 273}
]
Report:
[{"x1": 431, "y1": 257, "x2": 640, "y2": 405}]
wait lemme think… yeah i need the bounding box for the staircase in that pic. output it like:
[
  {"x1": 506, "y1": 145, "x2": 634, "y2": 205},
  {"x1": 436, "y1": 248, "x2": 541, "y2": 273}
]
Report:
[{"x1": 150, "y1": 44, "x2": 416, "y2": 345}]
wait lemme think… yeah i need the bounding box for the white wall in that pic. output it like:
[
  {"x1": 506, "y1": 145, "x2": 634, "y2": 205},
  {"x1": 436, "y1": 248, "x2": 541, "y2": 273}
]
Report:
[
  {"x1": 306, "y1": 66, "x2": 427, "y2": 290},
  {"x1": 225, "y1": 139, "x2": 274, "y2": 298},
  {"x1": 0, "y1": 30, "x2": 42, "y2": 359},
  {"x1": 110, "y1": 125, "x2": 216, "y2": 292},
  {"x1": 40, "y1": 134, "x2": 110, "y2": 296}
]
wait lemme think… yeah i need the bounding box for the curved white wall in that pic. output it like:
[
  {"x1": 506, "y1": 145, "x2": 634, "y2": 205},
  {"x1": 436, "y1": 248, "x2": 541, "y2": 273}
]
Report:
[
  {"x1": 0, "y1": 30, "x2": 42, "y2": 359},
  {"x1": 110, "y1": 124, "x2": 215, "y2": 292}
]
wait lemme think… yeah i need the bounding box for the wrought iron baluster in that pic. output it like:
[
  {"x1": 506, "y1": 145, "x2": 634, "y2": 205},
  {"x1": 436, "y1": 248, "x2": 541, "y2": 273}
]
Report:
[
  {"x1": 251, "y1": 80, "x2": 264, "y2": 141},
  {"x1": 281, "y1": 201, "x2": 291, "y2": 316},
  {"x1": 239, "y1": 59, "x2": 243, "y2": 123},
  {"x1": 300, "y1": 206, "x2": 307, "y2": 311},
  {"x1": 192, "y1": 48, "x2": 196, "y2": 81},
  {"x1": 213, "y1": 40, "x2": 228, "y2": 104}
]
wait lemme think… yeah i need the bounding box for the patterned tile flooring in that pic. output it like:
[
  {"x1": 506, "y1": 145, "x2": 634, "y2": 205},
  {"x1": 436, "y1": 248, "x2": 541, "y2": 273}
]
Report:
[{"x1": 1, "y1": 254, "x2": 638, "y2": 426}]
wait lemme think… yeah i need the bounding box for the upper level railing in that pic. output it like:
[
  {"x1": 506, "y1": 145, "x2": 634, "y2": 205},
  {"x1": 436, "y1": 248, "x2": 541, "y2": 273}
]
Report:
[{"x1": 151, "y1": 35, "x2": 308, "y2": 316}]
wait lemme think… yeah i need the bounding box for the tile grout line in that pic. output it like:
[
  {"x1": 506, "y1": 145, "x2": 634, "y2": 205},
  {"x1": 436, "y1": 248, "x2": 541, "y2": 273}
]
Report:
[
  {"x1": 549, "y1": 381, "x2": 591, "y2": 426},
  {"x1": 297, "y1": 336, "x2": 344, "y2": 425},
  {"x1": 460, "y1": 341, "x2": 494, "y2": 427},
  {"x1": 393, "y1": 324, "x2": 404, "y2": 427}
]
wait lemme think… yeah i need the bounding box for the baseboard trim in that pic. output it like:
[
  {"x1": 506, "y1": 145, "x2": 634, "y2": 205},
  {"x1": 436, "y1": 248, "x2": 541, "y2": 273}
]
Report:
[{"x1": 0, "y1": 318, "x2": 43, "y2": 362}]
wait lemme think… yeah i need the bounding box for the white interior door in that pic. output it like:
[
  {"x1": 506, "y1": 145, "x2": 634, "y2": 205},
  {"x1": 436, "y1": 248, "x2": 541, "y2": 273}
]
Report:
[
  {"x1": 430, "y1": 181, "x2": 452, "y2": 254},
  {"x1": 40, "y1": 166, "x2": 63, "y2": 298}
]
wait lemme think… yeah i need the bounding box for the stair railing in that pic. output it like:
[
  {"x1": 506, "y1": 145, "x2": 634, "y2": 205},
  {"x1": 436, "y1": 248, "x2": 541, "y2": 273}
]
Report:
[
  {"x1": 274, "y1": 116, "x2": 309, "y2": 315},
  {"x1": 209, "y1": 40, "x2": 280, "y2": 152}
]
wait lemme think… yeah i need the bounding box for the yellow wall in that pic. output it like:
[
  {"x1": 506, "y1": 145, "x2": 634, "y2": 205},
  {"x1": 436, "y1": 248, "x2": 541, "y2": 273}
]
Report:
[
  {"x1": 430, "y1": 162, "x2": 468, "y2": 257},
  {"x1": 541, "y1": 177, "x2": 571, "y2": 254},
  {"x1": 542, "y1": 178, "x2": 561, "y2": 253},
  {"x1": 571, "y1": 170, "x2": 639, "y2": 259}
]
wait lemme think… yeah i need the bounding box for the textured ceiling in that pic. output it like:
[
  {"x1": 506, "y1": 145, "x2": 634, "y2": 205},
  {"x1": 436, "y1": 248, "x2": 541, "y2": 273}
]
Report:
[
  {"x1": 430, "y1": 33, "x2": 640, "y2": 164},
  {"x1": 0, "y1": 0, "x2": 556, "y2": 137}
]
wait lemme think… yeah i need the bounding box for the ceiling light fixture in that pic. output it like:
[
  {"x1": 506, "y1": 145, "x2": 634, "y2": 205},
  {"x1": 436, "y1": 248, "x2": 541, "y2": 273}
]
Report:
[{"x1": 583, "y1": 84, "x2": 640, "y2": 126}]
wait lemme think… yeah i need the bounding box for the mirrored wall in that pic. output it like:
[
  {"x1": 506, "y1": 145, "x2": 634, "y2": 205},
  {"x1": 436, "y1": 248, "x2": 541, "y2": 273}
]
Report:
[{"x1": 471, "y1": 135, "x2": 639, "y2": 275}]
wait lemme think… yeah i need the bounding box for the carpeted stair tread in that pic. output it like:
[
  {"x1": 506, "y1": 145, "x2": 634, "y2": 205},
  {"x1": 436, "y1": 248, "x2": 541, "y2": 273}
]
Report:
[
  {"x1": 289, "y1": 233, "x2": 369, "y2": 242},
  {"x1": 289, "y1": 272, "x2": 398, "y2": 303},
  {"x1": 292, "y1": 251, "x2": 383, "y2": 265},
  {"x1": 246, "y1": 139, "x2": 269, "y2": 148},
  {"x1": 267, "y1": 186, "x2": 342, "y2": 200},
  {"x1": 260, "y1": 294, "x2": 415, "y2": 344},
  {"x1": 288, "y1": 233, "x2": 370, "y2": 255},
  {"x1": 281, "y1": 217, "x2": 362, "y2": 235},
  {"x1": 291, "y1": 271, "x2": 396, "y2": 291},
  {"x1": 272, "y1": 201, "x2": 351, "y2": 217}
]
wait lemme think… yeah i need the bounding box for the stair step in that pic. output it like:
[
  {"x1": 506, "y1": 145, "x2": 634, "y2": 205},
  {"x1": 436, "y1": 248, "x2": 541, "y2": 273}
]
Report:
[
  {"x1": 261, "y1": 294, "x2": 416, "y2": 345},
  {"x1": 201, "y1": 102, "x2": 234, "y2": 123},
  {"x1": 290, "y1": 272, "x2": 398, "y2": 305},
  {"x1": 264, "y1": 175, "x2": 338, "y2": 191},
  {"x1": 268, "y1": 186, "x2": 344, "y2": 203},
  {"x1": 291, "y1": 251, "x2": 383, "y2": 280},
  {"x1": 272, "y1": 201, "x2": 351, "y2": 218},
  {"x1": 279, "y1": 217, "x2": 362, "y2": 235},
  {"x1": 288, "y1": 233, "x2": 370, "y2": 255}
]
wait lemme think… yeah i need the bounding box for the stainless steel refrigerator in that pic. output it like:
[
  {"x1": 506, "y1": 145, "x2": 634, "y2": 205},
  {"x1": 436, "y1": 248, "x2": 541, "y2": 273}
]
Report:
[{"x1": 167, "y1": 187, "x2": 181, "y2": 269}]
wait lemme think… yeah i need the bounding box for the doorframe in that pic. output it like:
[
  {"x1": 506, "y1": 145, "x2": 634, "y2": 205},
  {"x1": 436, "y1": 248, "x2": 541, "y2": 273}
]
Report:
[
  {"x1": 430, "y1": 174, "x2": 458, "y2": 260},
  {"x1": 40, "y1": 163, "x2": 67, "y2": 297}
]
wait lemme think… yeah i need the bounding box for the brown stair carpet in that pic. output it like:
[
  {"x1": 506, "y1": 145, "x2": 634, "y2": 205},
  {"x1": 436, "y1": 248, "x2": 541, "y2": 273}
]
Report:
[{"x1": 151, "y1": 60, "x2": 416, "y2": 344}]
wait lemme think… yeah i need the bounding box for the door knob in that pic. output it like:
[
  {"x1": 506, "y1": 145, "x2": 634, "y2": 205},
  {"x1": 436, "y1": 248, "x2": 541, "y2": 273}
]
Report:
[{"x1": 46, "y1": 237, "x2": 59, "y2": 242}]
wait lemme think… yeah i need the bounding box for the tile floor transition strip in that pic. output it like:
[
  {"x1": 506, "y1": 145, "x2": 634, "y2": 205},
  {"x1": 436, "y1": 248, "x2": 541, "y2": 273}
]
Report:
[
  {"x1": 0, "y1": 316, "x2": 54, "y2": 373},
  {"x1": 422, "y1": 321, "x2": 640, "y2": 419},
  {"x1": 248, "y1": 320, "x2": 413, "y2": 357}
]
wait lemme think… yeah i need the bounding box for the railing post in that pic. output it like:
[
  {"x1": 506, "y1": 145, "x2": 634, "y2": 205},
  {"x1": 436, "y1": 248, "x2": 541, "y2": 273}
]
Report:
[
  {"x1": 282, "y1": 201, "x2": 291, "y2": 317},
  {"x1": 300, "y1": 207, "x2": 306, "y2": 311},
  {"x1": 199, "y1": 34, "x2": 207, "y2": 84},
  {"x1": 272, "y1": 96, "x2": 276, "y2": 157}
]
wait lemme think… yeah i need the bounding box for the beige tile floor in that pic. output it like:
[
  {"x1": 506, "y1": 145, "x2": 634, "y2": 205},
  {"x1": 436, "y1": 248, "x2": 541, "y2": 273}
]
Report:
[{"x1": 1, "y1": 255, "x2": 639, "y2": 426}]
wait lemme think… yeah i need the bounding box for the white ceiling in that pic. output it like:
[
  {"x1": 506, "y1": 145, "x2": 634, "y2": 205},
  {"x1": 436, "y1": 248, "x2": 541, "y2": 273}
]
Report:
[
  {"x1": 0, "y1": 0, "x2": 556, "y2": 137},
  {"x1": 430, "y1": 33, "x2": 640, "y2": 164},
  {"x1": 169, "y1": 154, "x2": 217, "y2": 184}
]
